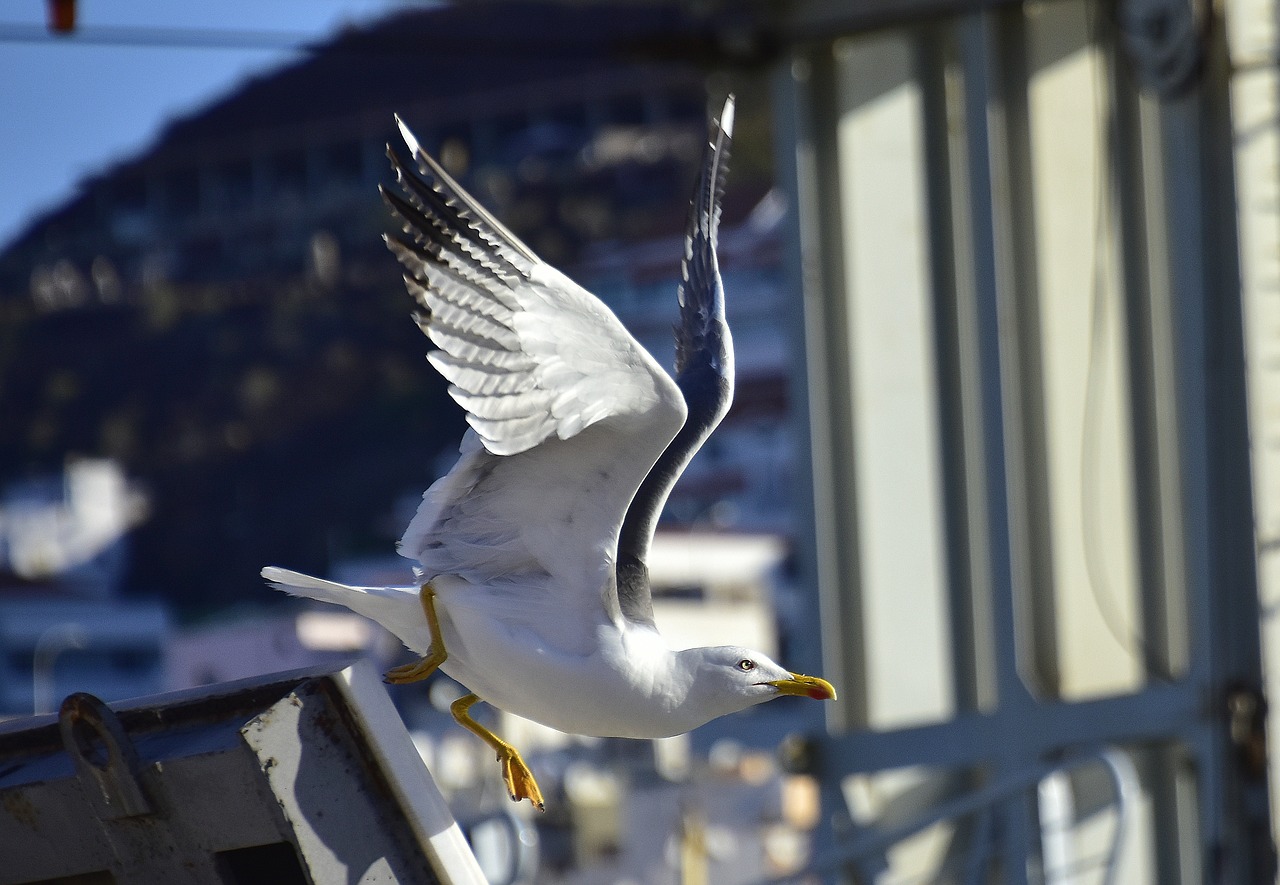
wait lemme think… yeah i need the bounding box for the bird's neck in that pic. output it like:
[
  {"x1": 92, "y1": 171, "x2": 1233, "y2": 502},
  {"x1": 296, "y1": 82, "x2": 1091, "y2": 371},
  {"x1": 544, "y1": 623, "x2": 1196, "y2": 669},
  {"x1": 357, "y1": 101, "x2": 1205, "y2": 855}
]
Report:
[{"x1": 611, "y1": 631, "x2": 709, "y2": 736}]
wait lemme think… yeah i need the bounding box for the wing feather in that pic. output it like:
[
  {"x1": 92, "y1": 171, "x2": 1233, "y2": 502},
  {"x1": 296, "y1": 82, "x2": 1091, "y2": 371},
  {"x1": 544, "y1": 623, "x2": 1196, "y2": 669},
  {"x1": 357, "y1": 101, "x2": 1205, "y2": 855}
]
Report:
[
  {"x1": 615, "y1": 96, "x2": 736, "y2": 616},
  {"x1": 386, "y1": 117, "x2": 688, "y2": 649},
  {"x1": 425, "y1": 297, "x2": 521, "y2": 350},
  {"x1": 428, "y1": 354, "x2": 537, "y2": 396},
  {"x1": 384, "y1": 128, "x2": 681, "y2": 458}
]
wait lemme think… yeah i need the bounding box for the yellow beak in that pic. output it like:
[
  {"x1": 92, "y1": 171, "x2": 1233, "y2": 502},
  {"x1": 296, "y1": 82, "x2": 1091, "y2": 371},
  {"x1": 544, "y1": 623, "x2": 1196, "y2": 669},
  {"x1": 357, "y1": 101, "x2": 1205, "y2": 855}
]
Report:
[{"x1": 767, "y1": 672, "x2": 837, "y2": 701}]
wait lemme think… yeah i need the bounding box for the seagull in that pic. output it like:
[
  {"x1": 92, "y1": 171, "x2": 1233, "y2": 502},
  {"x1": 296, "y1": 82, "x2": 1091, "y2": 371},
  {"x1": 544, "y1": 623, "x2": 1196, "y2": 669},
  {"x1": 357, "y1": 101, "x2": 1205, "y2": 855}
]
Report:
[{"x1": 262, "y1": 96, "x2": 834, "y2": 810}]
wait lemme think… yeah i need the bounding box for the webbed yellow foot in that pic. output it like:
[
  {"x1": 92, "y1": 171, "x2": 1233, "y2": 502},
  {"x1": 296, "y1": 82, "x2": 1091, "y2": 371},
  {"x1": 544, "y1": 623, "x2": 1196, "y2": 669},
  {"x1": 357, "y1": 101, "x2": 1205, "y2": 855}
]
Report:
[
  {"x1": 497, "y1": 745, "x2": 545, "y2": 811},
  {"x1": 451, "y1": 692, "x2": 545, "y2": 811},
  {"x1": 383, "y1": 582, "x2": 447, "y2": 685},
  {"x1": 384, "y1": 647, "x2": 445, "y2": 684}
]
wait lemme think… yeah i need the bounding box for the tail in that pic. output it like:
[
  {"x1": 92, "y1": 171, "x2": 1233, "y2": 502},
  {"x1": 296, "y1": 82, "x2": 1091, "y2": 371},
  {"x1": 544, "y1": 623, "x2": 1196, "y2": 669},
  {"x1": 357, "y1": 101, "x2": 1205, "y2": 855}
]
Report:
[{"x1": 261, "y1": 566, "x2": 431, "y2": 654}]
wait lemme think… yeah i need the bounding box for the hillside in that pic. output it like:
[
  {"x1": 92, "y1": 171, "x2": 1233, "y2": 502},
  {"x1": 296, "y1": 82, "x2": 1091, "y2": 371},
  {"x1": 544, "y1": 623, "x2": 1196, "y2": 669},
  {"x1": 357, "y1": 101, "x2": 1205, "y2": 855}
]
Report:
[{"x1": 0, "y1": 3, "x2": 776, "y2": 612}]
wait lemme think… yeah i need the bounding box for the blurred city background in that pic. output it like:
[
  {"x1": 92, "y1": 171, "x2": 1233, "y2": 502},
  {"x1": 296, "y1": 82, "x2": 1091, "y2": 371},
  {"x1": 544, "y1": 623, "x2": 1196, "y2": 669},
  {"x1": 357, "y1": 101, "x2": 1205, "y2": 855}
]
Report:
[{"x1": 0, "y1": 0, "x2": 1277, "y2": 882}]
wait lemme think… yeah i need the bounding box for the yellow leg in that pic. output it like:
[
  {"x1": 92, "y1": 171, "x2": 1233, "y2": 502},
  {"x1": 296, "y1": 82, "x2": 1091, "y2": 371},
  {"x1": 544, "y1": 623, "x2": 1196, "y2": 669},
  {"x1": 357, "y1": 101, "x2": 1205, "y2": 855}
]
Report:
[
  {"x1": 384, "y1": 583, "x2": 447, "y2": 685},
  {"x1": 450, "y1": 693, "x2": 545, "y2": 811}
]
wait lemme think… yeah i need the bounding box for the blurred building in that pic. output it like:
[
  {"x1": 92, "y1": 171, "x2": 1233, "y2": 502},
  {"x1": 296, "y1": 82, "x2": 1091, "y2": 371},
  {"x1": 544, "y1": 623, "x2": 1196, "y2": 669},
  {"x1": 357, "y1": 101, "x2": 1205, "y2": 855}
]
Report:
[
  {"x1": 0, "y1": 458, "x2": 147, "y2": 596},
  {"x1": 0, "y1": 597, "x2": 168, "y2": 716},
  {"x1": 164, "y1": 608, "x2": 388, "y2": 692},
  {"x1": 0, "y1": 459, "x2": 167, "y2": 716}
]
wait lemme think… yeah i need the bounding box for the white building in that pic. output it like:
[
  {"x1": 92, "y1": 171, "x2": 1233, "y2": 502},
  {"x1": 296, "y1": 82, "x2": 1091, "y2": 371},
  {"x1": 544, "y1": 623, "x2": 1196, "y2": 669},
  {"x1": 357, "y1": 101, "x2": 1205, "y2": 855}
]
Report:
[
  {"x1": 0, "y1": 459, "x2": 166, "y2": 716},
  {"x1": 0, "y1": 458, "x2": 148, "y2": 597}
]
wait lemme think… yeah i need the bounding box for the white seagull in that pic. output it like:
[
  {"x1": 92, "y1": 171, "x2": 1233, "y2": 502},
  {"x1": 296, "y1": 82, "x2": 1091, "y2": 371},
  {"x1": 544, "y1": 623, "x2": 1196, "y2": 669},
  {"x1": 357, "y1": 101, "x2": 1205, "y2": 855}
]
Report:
[{"x1": 262, "y1": 96, "x2": 834, "y2": 810}]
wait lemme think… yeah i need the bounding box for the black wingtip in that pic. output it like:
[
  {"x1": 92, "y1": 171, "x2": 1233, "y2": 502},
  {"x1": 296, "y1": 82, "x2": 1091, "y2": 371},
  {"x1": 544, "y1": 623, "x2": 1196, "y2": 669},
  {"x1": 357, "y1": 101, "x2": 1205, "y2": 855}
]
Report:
[{"x1": 673, "y1": 95, "x2": 734, "y2": 376}]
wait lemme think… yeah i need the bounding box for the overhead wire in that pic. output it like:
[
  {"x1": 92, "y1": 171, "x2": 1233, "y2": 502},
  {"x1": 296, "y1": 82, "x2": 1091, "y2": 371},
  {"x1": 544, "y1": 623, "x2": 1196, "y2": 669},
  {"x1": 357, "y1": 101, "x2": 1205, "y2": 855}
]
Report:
[
  {"x1": 0, "y1": 22, "x2": 323, "y2": 50},
  {"x1": 0, "y1": 20, "x2": 711, "y2": 61}
]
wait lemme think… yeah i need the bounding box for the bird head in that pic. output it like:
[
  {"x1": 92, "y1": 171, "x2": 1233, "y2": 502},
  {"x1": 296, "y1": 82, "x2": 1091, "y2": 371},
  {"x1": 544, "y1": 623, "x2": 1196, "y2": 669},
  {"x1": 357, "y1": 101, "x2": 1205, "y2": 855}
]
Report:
[{"x1": 680, "y1": 645, "x2": 836, "y2": 724}]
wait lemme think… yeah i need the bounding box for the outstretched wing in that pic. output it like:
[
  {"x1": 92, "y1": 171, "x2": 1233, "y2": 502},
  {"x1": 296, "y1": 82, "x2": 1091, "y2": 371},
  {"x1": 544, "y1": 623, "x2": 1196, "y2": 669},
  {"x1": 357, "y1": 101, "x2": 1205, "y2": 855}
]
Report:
[
  {"x1": 385, "y1": 118, "x2": 687, "y2": 651},
  {"x1": 615, "y1": 96, "x2": 736, "y2": 624}
]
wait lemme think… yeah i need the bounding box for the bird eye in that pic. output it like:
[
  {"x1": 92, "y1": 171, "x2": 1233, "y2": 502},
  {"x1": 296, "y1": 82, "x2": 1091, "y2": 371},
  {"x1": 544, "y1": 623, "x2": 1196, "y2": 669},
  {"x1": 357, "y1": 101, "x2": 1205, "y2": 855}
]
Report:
[{"x1": 737, "y1": 659, "x2": 756, "y2": 672}]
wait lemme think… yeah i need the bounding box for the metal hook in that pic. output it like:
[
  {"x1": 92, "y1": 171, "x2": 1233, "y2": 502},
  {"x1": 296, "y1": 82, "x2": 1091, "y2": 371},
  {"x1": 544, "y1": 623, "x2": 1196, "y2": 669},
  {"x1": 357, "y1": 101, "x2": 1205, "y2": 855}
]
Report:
[{"x1": 58, "y1": 692, "x2": 154, "y2": 820}]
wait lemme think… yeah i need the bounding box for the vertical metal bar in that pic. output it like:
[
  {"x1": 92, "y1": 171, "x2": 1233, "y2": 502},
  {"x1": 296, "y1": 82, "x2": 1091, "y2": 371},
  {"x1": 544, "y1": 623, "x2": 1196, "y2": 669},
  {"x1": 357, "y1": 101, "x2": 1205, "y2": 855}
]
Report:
[
  {"x1": 953, "y1": 10, "x2": 1033, "y2": 720},
  {"x1": 1194, "y1": 8, "x2": 1275, "y2": 878},
  {"x1": 989, "y1": 3, "x2": 1060, "y2": 701},
  {"x1": 772, "y1": 45, "x2": 863, "y2": 885},
  {"x1": 1103, "y1": 9, "x2": 1209, "y2": 880},
  {"x1": 783, "y1": 44, "x2": 870, "y2": 736},
  {"x1": 1102, "y1": 0, "x2": 1183, "y2": 689},
  {"x1": 1131, "y1": 49, "x2": 1223, "y2": 885},
  {"x1": 771, "y1": 44, "x2": 842, "y2": 737},
  {"x1": 919, "y1": 21, "x2": 991, "y2": 716},
  {"x1": 1103, "y1": 10, "x2": 1196, "y2": 880},
  {"x1": 942, "y1": 15, "x2": 1005, "y2": 728},
  {"x1": 954, "y1": 11, "x2": 1034, "y2": 883},
  {"x1": 1142, "y1": 93, "x2": 1209, "y2": 687}
]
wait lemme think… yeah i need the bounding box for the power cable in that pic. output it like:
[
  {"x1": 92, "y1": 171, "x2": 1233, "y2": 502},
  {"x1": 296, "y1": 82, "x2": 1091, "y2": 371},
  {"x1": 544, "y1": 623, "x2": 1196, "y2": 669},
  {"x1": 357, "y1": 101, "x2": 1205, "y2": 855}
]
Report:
[{"x1": 0, "y1": 22, "x2": 322, "y2": 51}]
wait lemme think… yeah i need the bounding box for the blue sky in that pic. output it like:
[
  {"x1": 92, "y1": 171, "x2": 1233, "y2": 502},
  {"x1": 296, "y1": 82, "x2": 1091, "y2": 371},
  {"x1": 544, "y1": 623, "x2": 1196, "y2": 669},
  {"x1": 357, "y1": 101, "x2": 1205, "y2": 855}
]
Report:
[{"x1": 0, "y1": 0, "x2": 402, "y2": 249}]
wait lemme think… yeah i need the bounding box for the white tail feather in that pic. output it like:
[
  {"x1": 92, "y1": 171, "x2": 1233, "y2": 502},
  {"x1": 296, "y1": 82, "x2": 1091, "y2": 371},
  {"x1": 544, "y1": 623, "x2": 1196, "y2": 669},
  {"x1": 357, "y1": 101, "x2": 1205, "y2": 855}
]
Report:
[{"x1": 261, "y1": 566, "x2": 431, "y2": 654}]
